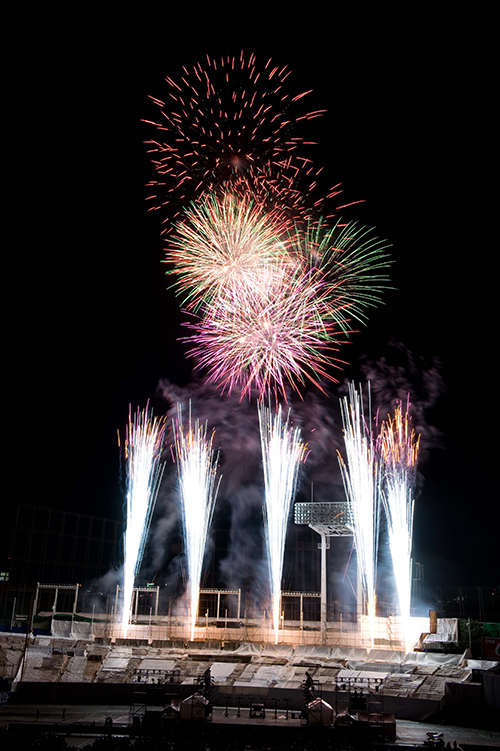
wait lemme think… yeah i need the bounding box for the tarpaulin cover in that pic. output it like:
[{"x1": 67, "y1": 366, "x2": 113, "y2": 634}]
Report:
[
  {"x1": 250, "y1": 665, "x2": 282, "y2": 686},
  {"x1": 403, "y1": 651, "x2": 465, "y2": 667},
  {"x1": 350, "y1": 661, "x2": 416, "y2": 674},
  {"x1": 466, "y1": 659, "x2": 499, "y2": 670},
  {"x1": 232, "y1": 642, "x2": 261, "y2": 655},
  {"x1": 51, "y1": 621, "x2": 92, "y2": 638},
  {"x1": 424, "y1": 618, "x2": 458, "y2": 643},
  {"x1": 60, "y1": 656, "x2": 88, "y2": 682},
  {"x1": 273, "y1": 666, "x2": 300, "y2": 687},
  {"x1": 102, "y1": 657, "x2": 130, "y2": 670},
  {"x1": 139, "y1": 659, "x2": 176, "y2": 671},
  {"x1": 233, "y1": 664, "x2": 281, "y2": 687},
  {"x1": 233, "y1": 662, "x2": 258, "y2": 686},
  {"x1": 209, "y1": 662, "x2": 238, "y2": 680},
  {"x1": 367, "y1": 650, "x2": 406, "y2": 663},
  {"x1": 337, "y1": 669, "x2": 361, "y2": 679},
  {"x1": 262, "y1": 643, "x2": 293, "y2": 658},
  {"x1": 330, "y1": 647, "x2": 368, "y2": 660},
  {"x1": 294, "y1": 645, "x2": 330, "y2": 659}
]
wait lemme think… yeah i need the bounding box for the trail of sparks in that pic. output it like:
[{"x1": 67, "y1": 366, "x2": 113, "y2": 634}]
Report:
[
  {"x1": 337, "y1": 383, "x2": 380, "y2": 640},
  {"x1": 165, "y1": 188, "x2": 391, "y2": 400},
  {"x1": 121, "y1": 406, "x2": 167, "y2": 633},
  {"x1": 380, "y1": 401, "x2": 420, "y2": 649},
  {"x1": 148, "y1": 51, "x2": 392, "y2": 401},
  {"x1": 185, "y1": 262, "x2": 346, "y2": 401},
  {"x1": 292, "y1": 218, "x2": 393, "y2": 335},
  {"x1": 166, "y1": 191, "x2": 291, "y2": 308},
  {"x1": 174, "y1": 404, "x2": 221, "y2": 641},
  {"x1": 144, "y1": 52, "x2": 334, "y2": 221},
  {"x1": 259, "y1": 403, "x2": 305, "y2": 643}
]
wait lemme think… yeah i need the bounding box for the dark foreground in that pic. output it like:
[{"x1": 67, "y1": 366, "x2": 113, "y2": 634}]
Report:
[{"x1": 1, "y1": 704, "x2": 500, "y2": 750}]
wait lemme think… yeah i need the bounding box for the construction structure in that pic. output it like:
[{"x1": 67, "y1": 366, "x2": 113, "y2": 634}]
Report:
[{"x1": 294, "y1": 501, "x2": 355, "y2": 643}]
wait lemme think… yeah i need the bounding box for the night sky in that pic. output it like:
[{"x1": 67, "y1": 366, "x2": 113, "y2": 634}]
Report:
[{"x1": 11, "y1": 20, "x2": 497, "y2": 594}]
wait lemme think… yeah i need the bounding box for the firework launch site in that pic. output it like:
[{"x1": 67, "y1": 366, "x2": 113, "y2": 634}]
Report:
[
  {"x1": 2, "y1": 564, "x2": 500, "y2": 748},
  {"x1": 4, "y1": 38, "x2": 499, "y2": 749},
  {"x1": 1, "y1": 621, "x2": 500, "y2": 749}
]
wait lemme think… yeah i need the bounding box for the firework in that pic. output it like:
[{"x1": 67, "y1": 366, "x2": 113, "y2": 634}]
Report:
[
  {"x1": 174, "y1": 404, "x2": 221, "y2": 640},
  {"x1": 380, "y1": 401, "x2": 420, "y2": 645},
  {"x1": 184, "y1": 261, "x2": 348, "y2": 401},
  {"x1": 291, "y1": 218, "x2": 393, "y2": 334},
  {"x1": 259, "y1": 402, "x2": 305, "y2": 643},
  {"x1": 164, "y1": 185, "x2": 391, "y2": 398},
  {"x1": 143, "y1": 52, "x2": 336, "y2": 220},
  {"x1": 121, "y1": 405, "x2": 167, "y2": 632},
  {"x1": 166, "y1": 191, "x2": 292, "y2": 308},
  {"x1": 337, "y1": 383, "x2": 380, "y2": 639}
]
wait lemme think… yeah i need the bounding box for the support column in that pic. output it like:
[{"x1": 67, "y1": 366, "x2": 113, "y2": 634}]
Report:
[
  {"x1": 300, "y1": 593, "x2": 304, "y2": 643},
  {"x1": 319, "y1": 532, "x2": 327, "y2": 644},
  {"x1": 356, "y1": 549, "x2": 364, "y2": 618},
  {"x1": 134, "y1": 589, "x2": 139, "y2": 623},
  {"x1": 113, "y1": 585, "x2": 120, "y2": 618},
  {"x1": 31, "y1": 583, "x2": 40, "y2": 632}
]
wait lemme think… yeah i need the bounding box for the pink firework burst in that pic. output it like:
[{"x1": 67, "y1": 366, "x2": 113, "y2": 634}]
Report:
[{"x1": 183, "y1": 264, "x2": 349, "y2": 401}]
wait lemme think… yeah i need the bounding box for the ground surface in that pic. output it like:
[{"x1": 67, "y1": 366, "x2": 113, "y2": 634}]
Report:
[{"x1": 1, "y1": 703, "x2": 500, "y2": 747}]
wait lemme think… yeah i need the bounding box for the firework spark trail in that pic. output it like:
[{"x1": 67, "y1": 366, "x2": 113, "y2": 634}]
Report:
[
  {"x1": 293, "y1": 219, "x2": 392, "y2": 334},
  {"x1": 337, "y1": 383, "x2": 380, "y2": 639},
  {"x1": 174, "y1": 404, "x2": 221, "y2": 640},
  {"x1": 166, "y1": 191, "x2": 292, "y2": 308},
  {"x1": 259, "y1": 403, "x2": 305, "y2": 643},
  {"x1": 121, "y1": 406, "x2": 167, "y2": 633},
  {"x1": 380, "y1": 401, "x2": 420, "y2": 648},
  {"x1": 147, "y1": 52, "x2": 393, "y2": 401},
  {"x1": 185, "y1": 262, "x2": 346, "y2": 401},
  {"x1": 143, "y1": 53, "x2": 335, "y2": 220},
  {"x1": 164, "y1": 189, "x2": 391, "y2": 399}
]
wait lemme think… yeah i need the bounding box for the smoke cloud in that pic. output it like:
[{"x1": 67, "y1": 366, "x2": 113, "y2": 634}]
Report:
[
  {"x1": 147, "y1": 340, "x2": 444, "y2": 601},
  {"x1": 349, "y1": 339, "x2": 445, "y2": 468}
]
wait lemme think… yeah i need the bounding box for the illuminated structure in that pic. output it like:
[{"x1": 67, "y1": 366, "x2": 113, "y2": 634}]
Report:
[{"x1": 294, "y1": 501, "x2": 353, "y2": 643}]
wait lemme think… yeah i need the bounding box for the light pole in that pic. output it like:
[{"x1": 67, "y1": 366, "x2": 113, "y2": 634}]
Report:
[{"x1": 294, "y1": 501, "x2": 354, "y2": 644}]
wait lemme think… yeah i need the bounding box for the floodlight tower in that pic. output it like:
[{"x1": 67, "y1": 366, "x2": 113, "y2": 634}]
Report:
[{"x1": 294, "y1": 501, "x2": 354, "y2": 643}]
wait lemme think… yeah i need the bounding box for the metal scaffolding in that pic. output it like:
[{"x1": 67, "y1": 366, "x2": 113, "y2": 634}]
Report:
[{"x1": 32, "y1": 582, "x2": 80, "y2": 630}]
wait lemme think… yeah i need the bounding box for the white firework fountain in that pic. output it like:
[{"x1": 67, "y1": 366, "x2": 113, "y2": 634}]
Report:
[
  {"x1": 174, "y1": 404, "x2": 221, "y2": 641},
  {"x1": 380, "y1": 401, "x2": 420, "y2": 652},
  {"x1": 121, "y1": 405, "x2": 167, "y2": 635},
  {"x1": 259, "y1": 402, "x2": 305, "y2": 644},
  {"x1": 337, "y1": 382, "x2": 380, "y2": 644}
]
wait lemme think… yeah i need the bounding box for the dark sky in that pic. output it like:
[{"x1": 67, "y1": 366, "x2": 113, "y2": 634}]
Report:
[{"x1": 11, "y1": 21, "x2": 497, "y2": 591}]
